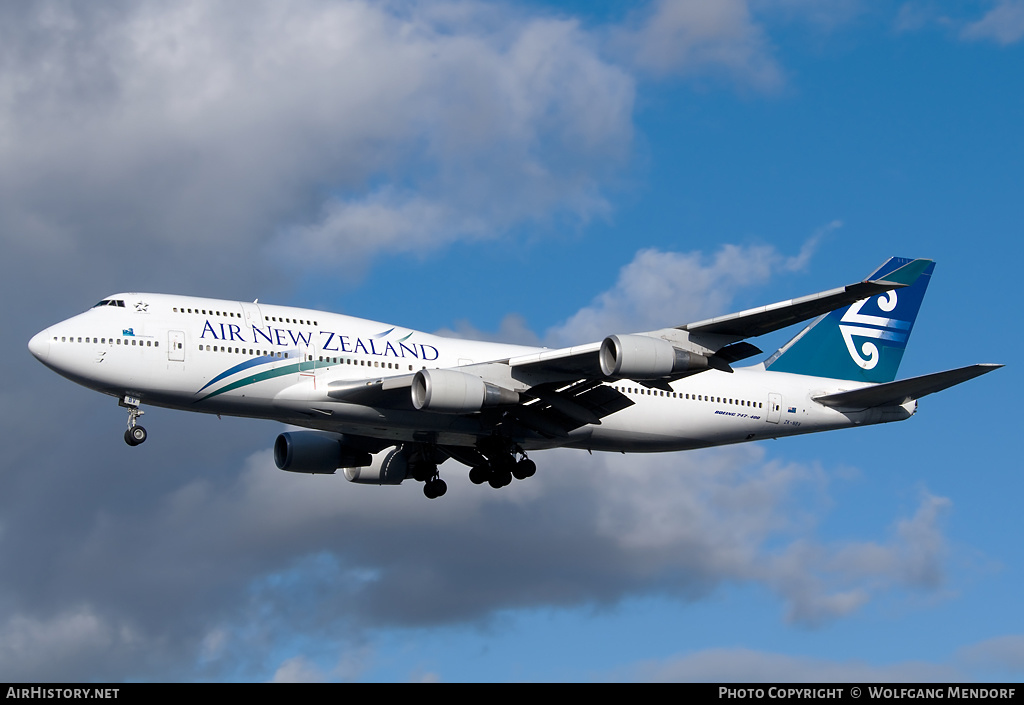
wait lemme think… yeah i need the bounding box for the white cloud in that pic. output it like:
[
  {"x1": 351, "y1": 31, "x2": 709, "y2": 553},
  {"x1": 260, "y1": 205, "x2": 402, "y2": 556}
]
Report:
[
  {"x1": 958, "y1": 634, "x2": 1024, "y2": 673},
  {"x1": 621, "y1": 631, "x2": 1024, "y2": 682},
  {"x1": 0, "y1": 1, "x2": 633, "y2": 281},
  {"x1": 611, "y1": 0, "x2": 784, "y2": 90},
  {"x1": 754, "y1": 0, "x2": 865, "y2": 31},
  {"x1": 621, "y1": 646, "x2": 961, "y2": 682},
  {"x1": 271, "y1": 655, "x2": 329, "y2": 683},
  {"x1": 548, "y1": 227, "x2": 834, "y2": 345},
  {"x1": 961, "y1": 1, "x2": 1024, "y2": 44},
  {"x1": 0, "y1": 0, "x2": 850, "y2": 289},
  {"x1": 896, "y1": 1, "x2": 1024, "y2": 44},
  {"x1": 0, "y1": 608, "x2": 142, "y2": 681}
]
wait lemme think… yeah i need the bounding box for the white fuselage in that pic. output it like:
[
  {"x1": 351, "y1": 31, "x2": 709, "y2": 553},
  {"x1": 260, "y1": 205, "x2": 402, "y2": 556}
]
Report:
[{"x1": 28, "y1": 293, "x2": 913, "y2": 453}]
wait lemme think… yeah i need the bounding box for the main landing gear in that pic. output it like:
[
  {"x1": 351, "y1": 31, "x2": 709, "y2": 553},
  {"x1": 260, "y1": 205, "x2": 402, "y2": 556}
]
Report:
[
  {"x1": 120, "y1": 396, "x2": 147, "y2": 446},
  {"x1": 409, "y1": 449, "x2": 448, "y2": 499},
  {"x1": 412, "y1": 459, "x2": 447, "y2": 499},
  {"x1": 467, "y1": 442, "x2": 536, "y2": 489},
  {"x1": 423, "y1": 475, "x2": 448, "y2": 500}
]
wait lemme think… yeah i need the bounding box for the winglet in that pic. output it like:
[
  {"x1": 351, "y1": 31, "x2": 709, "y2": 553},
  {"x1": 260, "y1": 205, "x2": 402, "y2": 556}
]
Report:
[{"x1": 868, "y1": 257, "x2": 932, "y2": 288}]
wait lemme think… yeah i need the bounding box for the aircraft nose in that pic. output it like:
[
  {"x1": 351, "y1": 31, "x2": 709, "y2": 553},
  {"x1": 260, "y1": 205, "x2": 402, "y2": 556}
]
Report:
[{"x1": 28, "y1": 330, "x2": 50, "y2": 362}]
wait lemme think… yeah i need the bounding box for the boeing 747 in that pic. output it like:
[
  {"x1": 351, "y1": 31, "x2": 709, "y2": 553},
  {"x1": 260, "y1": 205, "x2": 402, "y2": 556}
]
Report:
[{"x1": 28, "y1": 257, "x2": 1000, "y2": 499}]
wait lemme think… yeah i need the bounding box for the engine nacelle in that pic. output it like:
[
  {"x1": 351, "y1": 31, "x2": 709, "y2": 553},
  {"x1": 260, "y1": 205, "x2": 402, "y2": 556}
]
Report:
[
  {"x1": 274, "y1": 432, "x2": 372, "y2": 474},
  {"x1": 411, "y1": 368, "x2": 519, "y2": 413},
  {"x1": 599, "y1": 334, "x2": 710, "y2": 379},
  {"x1": 343, "y1": 445, "x2": 411, "y2": 485}
]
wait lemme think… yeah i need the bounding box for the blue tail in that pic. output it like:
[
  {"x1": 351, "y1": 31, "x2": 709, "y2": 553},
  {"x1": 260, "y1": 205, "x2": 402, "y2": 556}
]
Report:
[{"x1": 764, "y1": 257, "x2": 935, "y2": 383}]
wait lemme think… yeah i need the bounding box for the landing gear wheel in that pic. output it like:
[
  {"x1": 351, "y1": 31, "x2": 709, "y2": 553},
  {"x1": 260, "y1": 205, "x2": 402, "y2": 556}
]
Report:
[
  {"x1": 424, "y1": 478, "x2": 447, "y2": 499},
  {"x1": 513, "y1": 458, "x2": 536, "y2": 480},
  {"x1": 124, "y1": 425, "x2": 147, "y2": 446},
  {"x1": 488, "y1": 468, "x2": 512, "y2": 489},
  {"x1": 121, "y1": 397, "x2": 146, "y2": 446},
  {"x1": 469, "y1": 466, "x2": 490, "y2": 485}
]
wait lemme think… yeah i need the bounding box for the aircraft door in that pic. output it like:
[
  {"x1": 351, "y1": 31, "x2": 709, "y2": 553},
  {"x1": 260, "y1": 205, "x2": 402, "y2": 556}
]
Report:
[
  {"x1": 168, "y1": 330, "x2": 185, "y2": 362},
  {"x1": 240, "y1": 301, "x2": 264, "y2": 328},
  {"x1": 767, "y1": 393, "x2": 782, "y2": 424}
]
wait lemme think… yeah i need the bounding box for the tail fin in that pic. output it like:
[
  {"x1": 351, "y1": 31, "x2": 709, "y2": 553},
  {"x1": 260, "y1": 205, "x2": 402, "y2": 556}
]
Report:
[{"x1": 764, "y1": 257, "x2": 935, "y2": 383}]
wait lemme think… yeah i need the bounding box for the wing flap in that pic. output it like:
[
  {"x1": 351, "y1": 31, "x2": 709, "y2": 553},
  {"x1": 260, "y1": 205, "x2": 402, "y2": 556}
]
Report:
[
  {"x1": 507, "y1": 342, "x2": 602, "y2": 378},
  {"x1": 503, "y1": 380, "x2": 634, "y2": 438}
]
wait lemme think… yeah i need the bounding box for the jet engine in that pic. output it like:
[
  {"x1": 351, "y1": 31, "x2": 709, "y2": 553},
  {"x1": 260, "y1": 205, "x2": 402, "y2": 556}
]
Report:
[
  {"x1": 599, "y1": 334, "x2": 710, "y2": 378},
  {"x1": 343, "y1": 445, "x2": 413, "y2": 485},
  {"x1": 273, "y1": 431, "x2": 372, "y2": 474},
  {"x1": 411, "y1": 368, "x2": 519, "y2": 413}
]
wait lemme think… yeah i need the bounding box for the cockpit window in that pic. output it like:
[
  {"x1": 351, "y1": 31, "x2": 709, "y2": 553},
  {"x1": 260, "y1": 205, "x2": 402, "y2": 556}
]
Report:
[{"x1": 91, "y1": 299, "x2": 126, "y2": 308}]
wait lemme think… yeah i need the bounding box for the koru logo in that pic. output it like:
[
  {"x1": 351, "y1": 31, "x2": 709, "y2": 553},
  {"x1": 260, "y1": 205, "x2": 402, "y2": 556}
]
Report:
[{"x1": 839, "y1": 291, "x2": 910, "y2": 370}]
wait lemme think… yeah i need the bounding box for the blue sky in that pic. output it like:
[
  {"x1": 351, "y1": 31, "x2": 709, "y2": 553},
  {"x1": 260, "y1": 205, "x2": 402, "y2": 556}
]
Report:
[{"x1": 1, "y1": 0, "x2": 1021, "y2": 682}]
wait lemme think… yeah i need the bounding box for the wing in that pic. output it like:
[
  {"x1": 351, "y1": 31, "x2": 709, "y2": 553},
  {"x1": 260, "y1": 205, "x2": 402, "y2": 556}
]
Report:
[
  {"x1": 507, "y1": 257, "x2": 932, "y2": 383},
  {"x1": 680, "y1": 257, "x2": 932, "y2": 339}
]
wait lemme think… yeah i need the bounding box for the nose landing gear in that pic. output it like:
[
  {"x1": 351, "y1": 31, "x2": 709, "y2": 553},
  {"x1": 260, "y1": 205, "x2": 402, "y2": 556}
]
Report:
[{"x1": 120, "y1": 396, "x2": 147, "y2": 446}]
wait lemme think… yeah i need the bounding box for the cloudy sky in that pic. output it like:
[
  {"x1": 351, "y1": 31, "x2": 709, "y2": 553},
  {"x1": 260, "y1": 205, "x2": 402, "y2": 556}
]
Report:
[{"x1": 2, "y1": 0, "x2": 1022, "y2": 682}]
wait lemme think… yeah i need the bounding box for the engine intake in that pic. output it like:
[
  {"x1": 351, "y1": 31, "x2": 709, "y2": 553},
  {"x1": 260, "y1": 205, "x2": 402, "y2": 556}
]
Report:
[
  {"x1": 599, "y1": 334, "x2": 709, "y2": 379},
  {"x1": 411, "y1": 368, "x2": 519, "y2": 413},
  {"x1": 274, "y1": 432, "x2": 372, "y2": 474}
]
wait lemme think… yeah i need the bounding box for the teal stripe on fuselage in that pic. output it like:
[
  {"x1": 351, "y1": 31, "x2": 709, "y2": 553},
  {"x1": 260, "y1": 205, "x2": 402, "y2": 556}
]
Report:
[
  {"x1": 195, "y1": 360, "x2": 317, "y2": 402},
  {"x1": 198, "y1": 354, "x2": 281, "y2": 393}
]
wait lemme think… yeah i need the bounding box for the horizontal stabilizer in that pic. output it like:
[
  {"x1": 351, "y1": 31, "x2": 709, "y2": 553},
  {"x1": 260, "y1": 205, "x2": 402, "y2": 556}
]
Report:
[{"x1": 813, "y1": 363, "x2": 1003, "y2": 409}]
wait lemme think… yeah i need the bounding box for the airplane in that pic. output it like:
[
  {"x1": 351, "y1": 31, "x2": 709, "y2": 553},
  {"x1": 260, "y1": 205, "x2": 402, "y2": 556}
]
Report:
[{"x1": 27, "y1": 257, "x2": 1001, "y2": 499}]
